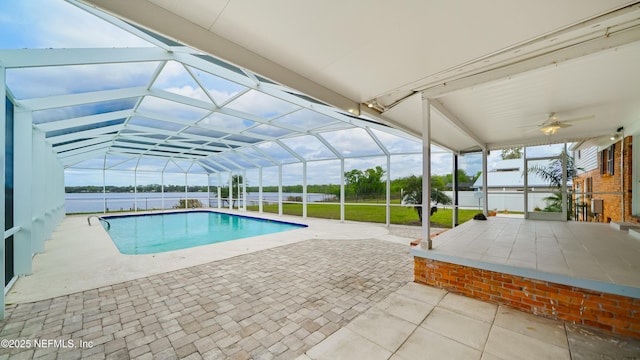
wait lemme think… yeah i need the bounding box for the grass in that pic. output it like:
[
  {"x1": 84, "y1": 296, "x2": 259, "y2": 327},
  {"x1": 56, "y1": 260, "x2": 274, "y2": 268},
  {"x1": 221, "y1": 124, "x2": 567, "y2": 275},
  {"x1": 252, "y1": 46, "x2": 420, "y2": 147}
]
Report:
[
  {"x1": 246, "y1": 203, "x2": 480, "y2": 228},
  {"x1": 70, "y1": 201, "x2": 482, "y2": 227}
]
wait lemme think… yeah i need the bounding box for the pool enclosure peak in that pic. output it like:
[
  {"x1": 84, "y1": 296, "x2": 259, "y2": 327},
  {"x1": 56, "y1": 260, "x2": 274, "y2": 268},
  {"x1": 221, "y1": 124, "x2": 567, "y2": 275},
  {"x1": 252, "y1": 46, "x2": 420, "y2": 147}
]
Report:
[{"x1": 1, "y1": 0, "x2": 424, "y2": 176}]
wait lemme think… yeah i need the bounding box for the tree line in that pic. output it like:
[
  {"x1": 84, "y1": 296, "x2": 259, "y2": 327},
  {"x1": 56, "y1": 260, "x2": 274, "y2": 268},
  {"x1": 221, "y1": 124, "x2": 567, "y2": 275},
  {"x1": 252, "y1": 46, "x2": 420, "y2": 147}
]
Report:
[{"x1": 65, "y1": 168, "x2": 479, "y2": 200}]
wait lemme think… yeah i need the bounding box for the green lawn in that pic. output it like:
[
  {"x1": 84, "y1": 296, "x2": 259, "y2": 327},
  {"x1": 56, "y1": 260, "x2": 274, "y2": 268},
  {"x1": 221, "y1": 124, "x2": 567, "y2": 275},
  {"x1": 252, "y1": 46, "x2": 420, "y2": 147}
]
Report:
[{"x1": 245, "y1": 203, "x2": 480, "y2": 228}]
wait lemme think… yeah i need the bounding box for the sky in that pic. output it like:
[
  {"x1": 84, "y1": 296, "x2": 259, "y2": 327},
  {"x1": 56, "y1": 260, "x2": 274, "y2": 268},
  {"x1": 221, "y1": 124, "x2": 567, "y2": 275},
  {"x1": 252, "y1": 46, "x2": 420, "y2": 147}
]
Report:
[{"x1": 1, "y1": 0, "x2": 515, "y2": 187}]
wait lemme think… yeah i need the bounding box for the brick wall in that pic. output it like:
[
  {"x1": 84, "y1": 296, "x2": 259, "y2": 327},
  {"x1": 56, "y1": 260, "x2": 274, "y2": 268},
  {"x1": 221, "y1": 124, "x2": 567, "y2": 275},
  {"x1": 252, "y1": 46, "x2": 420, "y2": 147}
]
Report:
[
  {"x1": 415, "y1": 257, "x2": 640, "y2": 338},
  {"x1": 573, "y1": 136, "x2": 636, "y2": 223}
]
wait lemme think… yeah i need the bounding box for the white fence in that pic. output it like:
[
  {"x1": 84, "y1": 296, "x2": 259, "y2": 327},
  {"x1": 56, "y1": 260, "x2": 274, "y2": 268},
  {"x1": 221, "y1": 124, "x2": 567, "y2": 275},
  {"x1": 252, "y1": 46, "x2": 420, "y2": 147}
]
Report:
[{"x1": 444, "y1": 191, "x2": 551, "y2": 212}]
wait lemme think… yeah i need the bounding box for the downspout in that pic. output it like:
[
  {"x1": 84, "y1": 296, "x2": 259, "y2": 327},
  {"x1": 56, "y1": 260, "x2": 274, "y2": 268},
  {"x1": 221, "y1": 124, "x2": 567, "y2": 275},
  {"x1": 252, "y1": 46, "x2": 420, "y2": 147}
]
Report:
[{"x1": 621, "y1": 131, "x2": 625, "y2": 221}]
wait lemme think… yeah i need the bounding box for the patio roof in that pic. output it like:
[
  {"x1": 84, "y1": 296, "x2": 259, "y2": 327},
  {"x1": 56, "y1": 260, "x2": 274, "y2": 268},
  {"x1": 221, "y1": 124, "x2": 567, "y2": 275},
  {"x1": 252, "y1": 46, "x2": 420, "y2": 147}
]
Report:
[
  {"x1": 79, "y1": 0, "x2": 640, "y2": 153},
  {"x1": 2, "y1": 2, "x2": 424, "y2": 173}
]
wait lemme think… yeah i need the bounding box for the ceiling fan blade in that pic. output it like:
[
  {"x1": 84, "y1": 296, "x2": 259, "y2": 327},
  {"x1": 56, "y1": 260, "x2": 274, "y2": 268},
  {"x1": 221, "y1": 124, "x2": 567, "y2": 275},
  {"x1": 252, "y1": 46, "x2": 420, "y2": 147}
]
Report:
[{"x1": 561, "y1": 115, "x2": 594, "y2": 123}]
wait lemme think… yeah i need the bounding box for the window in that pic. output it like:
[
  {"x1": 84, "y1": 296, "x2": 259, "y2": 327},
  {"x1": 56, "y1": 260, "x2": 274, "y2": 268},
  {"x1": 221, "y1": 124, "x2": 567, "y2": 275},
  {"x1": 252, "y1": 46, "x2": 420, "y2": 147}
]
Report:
[
  {"x1": 600, "y1": 144, "x2": 616, "y2": 176},
  {"x1": 607, "y1": 144, "x2": 615, "y2": 175}
]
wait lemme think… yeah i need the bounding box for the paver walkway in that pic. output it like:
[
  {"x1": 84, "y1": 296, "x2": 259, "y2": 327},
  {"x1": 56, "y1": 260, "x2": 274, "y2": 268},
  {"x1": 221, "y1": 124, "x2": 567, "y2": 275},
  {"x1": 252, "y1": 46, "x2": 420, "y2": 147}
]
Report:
[
  {"x1": 0, "y1": 239, "x2": 412, "y2": 359},
  {"x1": 2, "y1": 230, "x2": 639, "y2": 359}
]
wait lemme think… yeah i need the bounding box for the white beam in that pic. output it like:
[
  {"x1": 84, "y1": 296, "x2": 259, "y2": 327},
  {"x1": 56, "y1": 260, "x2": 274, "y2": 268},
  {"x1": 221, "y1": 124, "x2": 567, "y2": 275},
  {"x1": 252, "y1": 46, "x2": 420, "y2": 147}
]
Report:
[
  {"x1": 431, "y1": 99, "x2": 486, "y2": 151},
  {"x1": 148, "y1": 87, "x2": 217, "y2": 112},
  {"x1": 58, "y1": 143, "x2": 112, "y2": 159},
  {"x1": 1, "y1": 67, "x2": 6, "y2": 320},
  {"x1": 0, "y1": 47, "x2": 172, "y2": 68},
  {"x1": 53, "y1": 137, "x2": 113, "y2": 153},
  {"x1": 18, "y1": 87, "x2": 147, "y2": 111},
  {"x1": 78, "y1": 0, "x2": 360, "y2": 114},
  {"x1": 60, "y1": 149, "x2": 109, "y2": 166},
  {"x1": 422, "y1": 25, "x2": 640, "y2": 99},
  {"x1": 36, "y1": 110, "x2": 133, "y2": 132},
  {"x1": 46, "y1": 124, "x2": 125, "y2": 144}
]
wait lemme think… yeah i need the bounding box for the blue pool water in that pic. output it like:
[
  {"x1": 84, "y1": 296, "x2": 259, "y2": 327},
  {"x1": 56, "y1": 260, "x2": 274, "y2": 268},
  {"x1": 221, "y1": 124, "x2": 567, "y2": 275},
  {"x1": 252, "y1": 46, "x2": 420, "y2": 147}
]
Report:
[{"x1": 102, "y1": 211, "x2": 306, "y2": 255}]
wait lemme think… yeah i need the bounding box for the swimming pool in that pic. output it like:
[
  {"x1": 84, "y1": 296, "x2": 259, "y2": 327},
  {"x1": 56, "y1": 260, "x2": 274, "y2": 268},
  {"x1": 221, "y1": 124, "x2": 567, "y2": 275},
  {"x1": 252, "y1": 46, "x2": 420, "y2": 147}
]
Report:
[{"x1": 102, "y1": 211, "x2": 306, "y2": 255}]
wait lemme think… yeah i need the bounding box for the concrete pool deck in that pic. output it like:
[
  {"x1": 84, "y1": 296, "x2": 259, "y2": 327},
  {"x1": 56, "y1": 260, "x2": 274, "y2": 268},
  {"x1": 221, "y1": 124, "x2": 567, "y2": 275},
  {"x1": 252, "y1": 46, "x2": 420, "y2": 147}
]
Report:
[
  {"x1": 6, "y1": 209, "x2": 427, "y2": 304},
  {"x1": 2, "y1": 211, "x2": 639, "y2": 359}
]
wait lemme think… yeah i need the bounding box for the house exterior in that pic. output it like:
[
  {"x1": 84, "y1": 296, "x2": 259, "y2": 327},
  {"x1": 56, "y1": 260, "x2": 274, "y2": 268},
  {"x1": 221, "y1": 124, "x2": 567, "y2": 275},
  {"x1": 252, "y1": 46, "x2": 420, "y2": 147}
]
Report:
[
  {"x1": 573, "y1": 136, "x2": 636, "y2": 223},
  {"x1": 472, "y1": 158, "x2": 555, "y2": 191},
  {"x1": 469, "y1": 158, "x2": 557, "y2": 212}
]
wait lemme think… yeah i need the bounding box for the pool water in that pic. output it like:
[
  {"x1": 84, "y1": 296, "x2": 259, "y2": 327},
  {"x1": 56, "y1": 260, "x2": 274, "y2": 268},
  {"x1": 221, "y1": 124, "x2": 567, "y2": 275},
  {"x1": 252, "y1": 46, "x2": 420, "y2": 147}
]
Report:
[{"x1": 102, "y1": 211, "x2": 306, "y2": 255}]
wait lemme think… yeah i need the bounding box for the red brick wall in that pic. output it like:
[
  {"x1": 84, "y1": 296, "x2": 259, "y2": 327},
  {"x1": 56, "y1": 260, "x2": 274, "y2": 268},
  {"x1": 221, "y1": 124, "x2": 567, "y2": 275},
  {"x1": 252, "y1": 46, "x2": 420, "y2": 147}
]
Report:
[
  {"x1": 573, "y1": 136, "x2": 635, "y2": 223},
  {"x1": 415, "y1": 257, "x2": 640, "y2": 338}
]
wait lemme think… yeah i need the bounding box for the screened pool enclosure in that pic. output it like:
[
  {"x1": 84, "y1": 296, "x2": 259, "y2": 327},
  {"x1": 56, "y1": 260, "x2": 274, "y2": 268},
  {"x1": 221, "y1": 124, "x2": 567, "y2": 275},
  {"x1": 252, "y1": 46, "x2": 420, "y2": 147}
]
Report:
[{"x1": 2, "y1": 0, "x2": 442, "y2": 305}]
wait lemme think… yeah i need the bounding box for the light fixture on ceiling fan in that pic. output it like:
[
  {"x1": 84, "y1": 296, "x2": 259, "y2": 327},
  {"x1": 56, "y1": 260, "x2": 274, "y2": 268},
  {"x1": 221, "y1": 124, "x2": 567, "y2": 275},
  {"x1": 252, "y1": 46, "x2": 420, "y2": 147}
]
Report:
[{"x1": 538, "y1": 112, "x2": 593, "y2": 135}]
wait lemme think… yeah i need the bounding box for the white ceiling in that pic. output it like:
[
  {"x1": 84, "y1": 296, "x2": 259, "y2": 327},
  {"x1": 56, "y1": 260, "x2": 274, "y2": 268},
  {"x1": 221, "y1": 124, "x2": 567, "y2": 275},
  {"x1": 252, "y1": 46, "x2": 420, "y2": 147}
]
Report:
[{"x1": 78, "y1": 0, "x2": 640, "y2": 152}]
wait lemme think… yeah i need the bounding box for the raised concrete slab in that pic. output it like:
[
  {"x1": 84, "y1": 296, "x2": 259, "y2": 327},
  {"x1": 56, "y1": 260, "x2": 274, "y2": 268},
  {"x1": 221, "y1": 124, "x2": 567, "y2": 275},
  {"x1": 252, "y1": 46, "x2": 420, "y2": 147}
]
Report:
[
  {"x1": 411, "y1": 217, "x2": 640, "y2": 298},
  {"x1": 610, "y1": 221, "x2": 640, "y2": 231}
]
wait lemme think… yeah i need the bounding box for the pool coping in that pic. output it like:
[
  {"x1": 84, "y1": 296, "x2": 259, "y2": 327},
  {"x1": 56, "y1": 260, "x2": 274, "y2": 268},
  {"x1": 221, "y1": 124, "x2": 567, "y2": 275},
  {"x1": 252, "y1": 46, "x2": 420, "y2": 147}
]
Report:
[
  {"x1": 101, "y1": 210, "x2": 309, "y2": 255},
  {"x1": 101, "y1": 209, "x2": 310, "y2": 228},
  {"x1": 6, "y1": 209, "x2": 398, "y2": 304}
]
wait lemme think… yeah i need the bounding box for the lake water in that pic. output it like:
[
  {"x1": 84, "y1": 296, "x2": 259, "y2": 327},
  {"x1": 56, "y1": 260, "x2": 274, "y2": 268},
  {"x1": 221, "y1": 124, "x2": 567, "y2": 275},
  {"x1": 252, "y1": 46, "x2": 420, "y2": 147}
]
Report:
[{"x1": 65, "y1": 192, "x2": 335, "y2": 213}]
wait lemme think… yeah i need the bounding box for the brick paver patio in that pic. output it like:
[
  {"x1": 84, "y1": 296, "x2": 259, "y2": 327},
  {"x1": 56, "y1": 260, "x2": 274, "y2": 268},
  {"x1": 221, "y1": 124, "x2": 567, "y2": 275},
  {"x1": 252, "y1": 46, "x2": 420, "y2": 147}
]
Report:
[{"x1": 0, "y1": 238, "x2": 412, "y2": 359}]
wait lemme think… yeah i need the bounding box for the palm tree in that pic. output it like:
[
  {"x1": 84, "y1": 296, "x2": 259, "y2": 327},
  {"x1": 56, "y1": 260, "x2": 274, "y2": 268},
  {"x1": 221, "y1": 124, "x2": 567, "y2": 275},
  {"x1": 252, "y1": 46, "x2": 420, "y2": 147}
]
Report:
[{"x1": 527, "y1": 149, "x2": 580, "y2": 218}]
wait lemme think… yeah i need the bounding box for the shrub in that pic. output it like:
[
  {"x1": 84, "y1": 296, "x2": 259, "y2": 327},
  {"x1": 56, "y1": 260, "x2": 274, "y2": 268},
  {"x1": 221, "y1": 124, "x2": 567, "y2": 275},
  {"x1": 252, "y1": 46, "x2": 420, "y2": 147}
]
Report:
[{"x1": 174, "y1": 199, "x2": 203, "y2": 209}]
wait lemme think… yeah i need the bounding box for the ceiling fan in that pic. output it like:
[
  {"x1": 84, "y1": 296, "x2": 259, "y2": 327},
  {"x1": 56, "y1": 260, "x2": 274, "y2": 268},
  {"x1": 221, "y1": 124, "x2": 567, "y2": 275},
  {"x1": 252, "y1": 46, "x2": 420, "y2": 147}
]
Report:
[{"x1": 537, "y1": 112, "x2": 593, "y2": 135}]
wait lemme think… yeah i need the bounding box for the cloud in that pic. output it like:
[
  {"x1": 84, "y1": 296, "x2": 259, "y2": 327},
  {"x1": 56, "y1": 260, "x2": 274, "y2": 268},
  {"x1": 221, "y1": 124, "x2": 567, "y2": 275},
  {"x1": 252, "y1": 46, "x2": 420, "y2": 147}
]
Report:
[
  {"x1": 226, "y1": 90, "x2": 299, "y2": 118},
  {"x1": 1, "y1": 1, "x2": 151, "y2": 49},
  {"x1": 319, "y1": 128, "x2": 384, "y2": 157}
]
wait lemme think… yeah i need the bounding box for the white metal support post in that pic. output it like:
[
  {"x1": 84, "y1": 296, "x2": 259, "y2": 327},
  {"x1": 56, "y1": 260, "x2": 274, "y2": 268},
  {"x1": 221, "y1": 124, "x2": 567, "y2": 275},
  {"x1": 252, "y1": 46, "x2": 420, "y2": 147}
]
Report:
[
  {"x1": 278, "y1": 165, "x2": 283, "y2": 216},
  {"x1": 102, "y1": 167, "x2": 106, "y2": 213},
  {"x1": 1, "y1": 66, "x2": 7, "y2": 320},
  {"x1": 421, "y1": 94, "x2": 432, "y2": 250},
  {"x1": 217, "y1": 173, "x2": 221, "y2": 209},
  {"x1": 44, "y1": 150, "x2": 54, "y2": 238},
  {"x1": 228, "y1": 173, "x2": 233, "y2": 210},
  {"x1": 184, "y1": 173, "x2": 188, "y2": 209},
  {"x1": 13, "y1": 110, "x2": 32, "y2": 275},
  {"x1": 452, "y1": 154, "x2": 459, "y2": 227},
  {"x1": 482, "y1": 148, "x2": 489, "y2": 215},
  {"x1": 562, "y1": 143, "x2": 568, "y2": 220},
  {"x1": 207, "y1": 174, "x2": 210, "y2": 208},
  {"x1": 302, "y1": 162, "x2": 308, "y2": 219},
  {"x1": 32, "y1": 130, "x2": 46, "y2": 253},
  {"x1": 340, "y1": 158, "x2": 345, "y2": 223},
  {"x1": 386, "y1": 154, "x2": 391, "y2": 227},
  {"x1": 258, "y1": 168, "x2": 263, "y2": 213},
  {"x1": 523, "y1": 147, "x2": 529, "y2": 218},
  {"x1": 133, "y1": 169, "x2": 138, "y2": 211},
  {"x1": 242, "y1": 169, "x2": 247, "y2": 211},
  {"x1": 161, "y1": 171, "x2": 165, "y2": 210}
]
